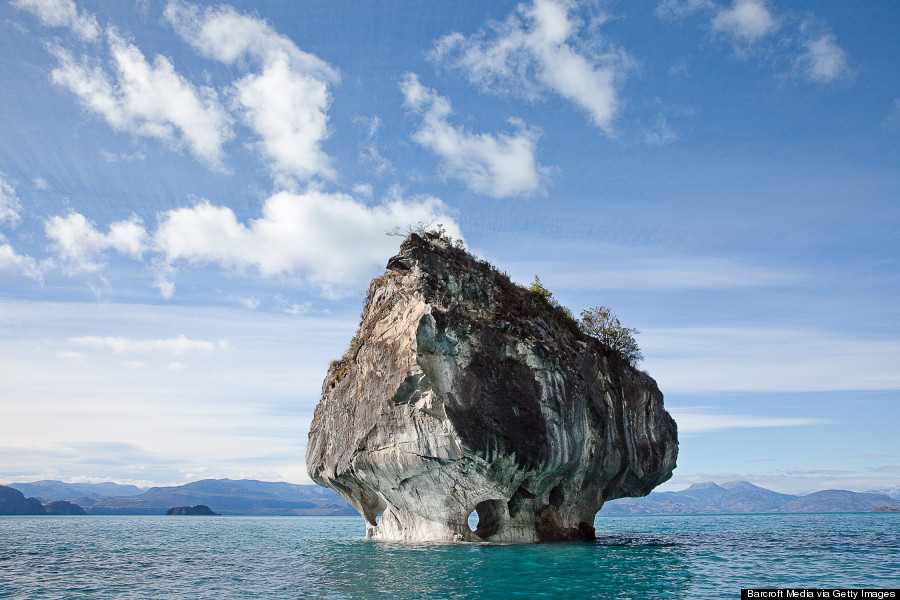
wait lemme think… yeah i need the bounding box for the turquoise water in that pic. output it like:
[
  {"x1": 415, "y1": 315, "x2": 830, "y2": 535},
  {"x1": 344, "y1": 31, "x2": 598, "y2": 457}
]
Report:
[{"x1": 1, "y1": 513, "x2": 897, "y2": 599}]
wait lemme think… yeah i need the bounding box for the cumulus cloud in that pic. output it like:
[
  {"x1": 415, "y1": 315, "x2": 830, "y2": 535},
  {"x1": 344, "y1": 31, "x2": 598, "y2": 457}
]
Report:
[
  {"x1": 45, "y1": 212, "x2": 147, "y2": 272},
  {"x1": 12, "y1": 0, "x2": 99, "y2": 41},
  {"x1": 154, "y1": 189, "x2": 461, "y2": 296},
  {"x1": 50, "y1": 31, "x2": 232, "y2": 169},
  {"x1": 71, "y1": 334, "x2": 229, "y2": 355},
  {"x1": 0, "y1": 174, "x2": 22, "y2": 225},
  {"x1": 711, "y1": 0, "x2": 778, "y2": 42},
  {"x1": 797, "y1": 27, "x2": 852, "y2": 83},
  {"x1": 0, "y1": 236, "x2": 44, "y2": 280},
  {"x1": 400, "y1": 73, "x2": 545, "y2": 198},
  {"x1": 431, "y1": 0, "x2": 623, "y2": 132},
  {"x1": 164, "y1": 0, "x2": 339, "y2": 184}
]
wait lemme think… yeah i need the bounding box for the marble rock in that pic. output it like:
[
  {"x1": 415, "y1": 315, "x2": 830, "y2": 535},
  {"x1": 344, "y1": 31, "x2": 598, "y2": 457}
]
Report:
[{"x1": 307, "y1": 233, "x2": 678, "y2": 542}]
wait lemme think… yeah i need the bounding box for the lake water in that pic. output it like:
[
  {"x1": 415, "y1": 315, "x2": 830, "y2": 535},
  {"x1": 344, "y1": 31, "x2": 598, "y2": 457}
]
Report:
[{"x1": 1, "y1": 513, "x2": 898, "y2": 599}]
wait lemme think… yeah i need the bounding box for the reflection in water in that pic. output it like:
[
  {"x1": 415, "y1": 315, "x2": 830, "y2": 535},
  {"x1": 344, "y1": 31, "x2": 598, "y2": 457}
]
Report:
[{"x1": 309, "y1": 529, "x2": 692, "y2": 599}]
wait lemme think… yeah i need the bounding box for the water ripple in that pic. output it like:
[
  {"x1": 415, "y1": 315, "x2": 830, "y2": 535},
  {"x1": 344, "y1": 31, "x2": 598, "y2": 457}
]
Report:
[{"x1": 0, "y1": 513, "x2": 896, "y2": 599}]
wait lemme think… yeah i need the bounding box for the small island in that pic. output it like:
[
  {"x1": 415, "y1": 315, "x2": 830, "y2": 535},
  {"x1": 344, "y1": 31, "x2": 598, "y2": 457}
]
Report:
[
  {"x1": 166, "y1": 504, "x2": 220, "y2": 516},
  {"x1": 44, "y1": 500, "x2": 87, "y2": 515}
]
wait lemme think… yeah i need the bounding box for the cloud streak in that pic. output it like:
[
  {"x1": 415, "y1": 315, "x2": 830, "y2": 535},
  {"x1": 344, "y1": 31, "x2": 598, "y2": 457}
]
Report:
[
  {"x1": 669, "y1": 406, "x2": 830, "y2": 433},
  {"x1": 70, "y1": 334, "x2": 229, "y2": 356},
  {"x1": 642, "y1": 328, "x2": 900, "y2": 392},
  {"x1": 507, "y1": 249, "x2": 799, "y2": 292}
]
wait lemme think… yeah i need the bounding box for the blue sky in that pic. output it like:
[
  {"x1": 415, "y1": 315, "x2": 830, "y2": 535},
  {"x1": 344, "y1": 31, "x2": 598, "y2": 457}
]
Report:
[{"x1": 1, "y1": 0, "x2": 898, "y2": 495}]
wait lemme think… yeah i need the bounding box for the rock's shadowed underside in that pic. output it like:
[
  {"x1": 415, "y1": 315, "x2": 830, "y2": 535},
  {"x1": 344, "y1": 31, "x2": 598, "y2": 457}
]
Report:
[{"x1": 307, "y1": 233, "x2": 678, "y2": 542}]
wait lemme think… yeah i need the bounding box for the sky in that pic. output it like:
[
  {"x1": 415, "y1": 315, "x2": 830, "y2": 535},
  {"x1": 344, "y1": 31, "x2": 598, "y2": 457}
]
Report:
[{"x1": 0, "y1": 0, "x2": 898, "y2": 496}]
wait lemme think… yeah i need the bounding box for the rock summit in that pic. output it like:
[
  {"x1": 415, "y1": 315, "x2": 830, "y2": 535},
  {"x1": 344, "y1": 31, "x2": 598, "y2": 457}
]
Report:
[{"x1": 307, "y1": 233, "x2": 677, "y2": 542}]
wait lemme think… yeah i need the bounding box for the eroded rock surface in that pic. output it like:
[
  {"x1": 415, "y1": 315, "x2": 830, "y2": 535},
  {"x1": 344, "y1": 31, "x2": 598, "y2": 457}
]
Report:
[{"x1": 307, "y1": 233, "x2": 677, "y2": 542}]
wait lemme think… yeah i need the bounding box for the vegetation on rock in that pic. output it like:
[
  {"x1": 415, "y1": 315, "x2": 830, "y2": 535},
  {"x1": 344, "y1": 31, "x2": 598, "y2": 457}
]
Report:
[
  {"x1": 579, "y1": 306, "x2": 644, "y2": 368},
  {"x1": 529, "y1": 275, "x2": 643, "y2": 368}
]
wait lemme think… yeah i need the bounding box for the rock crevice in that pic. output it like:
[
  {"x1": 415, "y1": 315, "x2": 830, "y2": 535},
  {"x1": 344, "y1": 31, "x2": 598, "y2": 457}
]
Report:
[{"x1": 307, "y1": 233, "x2": 677, "y2": 542}]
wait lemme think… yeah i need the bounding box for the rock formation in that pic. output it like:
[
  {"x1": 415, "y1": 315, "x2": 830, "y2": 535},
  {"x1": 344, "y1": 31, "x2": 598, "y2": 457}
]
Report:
[
  {"x1": 307, "y1": 233, "x2": 678, "y2": 542},
  {"x1": 166, "y1": 504, "x2": 220, "y2": 516}
]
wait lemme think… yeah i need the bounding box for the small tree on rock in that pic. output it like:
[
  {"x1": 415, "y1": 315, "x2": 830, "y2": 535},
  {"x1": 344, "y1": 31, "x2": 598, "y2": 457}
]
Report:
[
  {"x1": 528, "y1": 275, "x2": 553, "y2": 301},
  {"x1": 579, "y1": 306, "x2": 643, "y2": 367}
]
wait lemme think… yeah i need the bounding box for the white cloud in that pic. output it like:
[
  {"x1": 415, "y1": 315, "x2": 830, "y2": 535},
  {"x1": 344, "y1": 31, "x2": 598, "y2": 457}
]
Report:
[
  {"x1": 669, "y1": 407, "x2": 830, "y2": 433},
  {"x1": 0, "y1": 301, "x2": 353, "y2": 486},
  {"x1": 282, "y1": 301, "x2": 311, "y2": 316},
  {"x1": 70, "y1": 334, "x2": 229, "y2": 355},
  {"x1": 353, "y1": 183, "x2": 374, "y2": 198},
  {"x1": 661, "y1": 0, "x2": 852, "y2": 85},
  {"x1": 237, "y1": 296, "x2": 260, "y2": 310},
  {"x1": 0, "y1": 236, "x2": 44, "y2": 280},
  {"x1": 12, "y1": 0, "x2": 99, "y2": 41},
  {"x1": 886, "y1": 98, "x2": 900, "y2": 130},
  {"x1": 655, "y1": 0, "x2": 714, "y2": 20},
  {"x1": 431, "y1": 0, "x2": 623, "y2": 132},
  {"x1": 44, "y1": 212, "x2": 147, "y2": 272},
  {"x1": 100, "y1": 150, "x2": 145, "y2": 163},
  {"x1": 0, "y1": 174, "x2": 22, "y2": 225},
  {"x1": 50, "y1": 31, "x2": 232, "y2": 169},
  {"x1": 354, "y1": 115, "x2": 393, "y2": 176},
  {"x1": 642, "y1": 328, "x2": 900, "y2": 392},
  {"x1": 711, "y1": 0, "x2": 778, "y2": 42},
  {"x1": 154, "y1": 188, "x2": 461, "y2": 296},
  {"x1": 644, "y1": 113, "x2": 679, "y2": 146},
  {"x1": 797, "y1": 29, "x2": 852, "y2": 83},
  {"x1": 164, "y1": 0, "x2": 339, "y2": 185},
  {"x1": 400, "y1": 73, "x2": 545, "y2": 198}
]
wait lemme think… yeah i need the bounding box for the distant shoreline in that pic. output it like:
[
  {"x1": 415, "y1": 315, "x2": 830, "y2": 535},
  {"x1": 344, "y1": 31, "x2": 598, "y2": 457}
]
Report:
[{"x1": 4, "y1": 478, "x2": 899, "y2": 517}]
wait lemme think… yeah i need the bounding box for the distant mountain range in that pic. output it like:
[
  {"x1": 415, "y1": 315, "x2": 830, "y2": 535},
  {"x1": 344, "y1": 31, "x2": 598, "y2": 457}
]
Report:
[
  {"x1": 5, "y1": 479, "x2": 900, "y2": 516},
  {"x1": 599, "y1": 481, "x2": 900, "y2": 515},
  {"x1": 6, "y1": 479, "x2": 355, "y2": 516},
  {"x1": 10, "y1": 480, "x2": 145, "y2": 500}
]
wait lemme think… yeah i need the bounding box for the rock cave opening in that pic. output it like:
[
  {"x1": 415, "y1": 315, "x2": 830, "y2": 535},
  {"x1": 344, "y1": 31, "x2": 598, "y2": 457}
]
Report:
[{"x1": 472, "y1": 499, "x2": 506, "y2": 540}]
